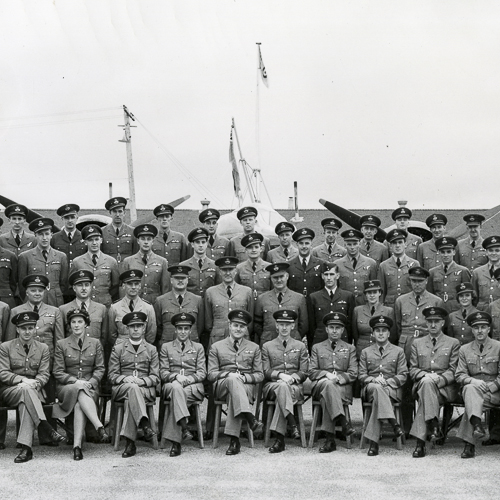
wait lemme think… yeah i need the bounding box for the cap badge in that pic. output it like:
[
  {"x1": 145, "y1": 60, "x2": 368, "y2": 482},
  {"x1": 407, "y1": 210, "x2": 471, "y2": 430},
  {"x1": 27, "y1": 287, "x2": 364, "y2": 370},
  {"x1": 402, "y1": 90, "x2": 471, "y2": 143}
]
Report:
[
  {"x1": 113, "y1": 199, "x2": 118, "y2": 204},
  {"x1": 14, "y1": 206, "x2": 20, "y2": 212},
  {"x1": 207, "y1": 211, "x2": 212, "y2": 215},
  {"x1": 65, "y1": 205, "x2": 70, "y2": 210},
  {"x1": 334, "y1": 314, "x2": 339, "y2": 320},
  {"x1": 79, "y1": 271, "x2": 85, "y2": 277},
  {"x1": 238, "y1": 312, "x2": 243, "y2": 318},
  {"x1": 133, "y1": 313, "x2": 138, "y2": 319},
  {"x1": 160, "y1": 205, "x2": 165, "y2": 210},
  {"x1": 442, "y1": 238, "x2": 447, "y2": 244},
  {"x1": 273, "y1": 265, "x2": 279, "y2": 271},
  {"x1": 144, "y1": 226, "x2": 149, "y2": 231},
  {"x1": 23, "y1": 314, "x2": 30, "y2": 320},
  {"x1": 38, "y1": 221, "x2": 44, "y2": 226},
  {"x1": 89, "y1": 227, "x2": 94, "y2": 233},
  {"x1": 181, "y1": 314, "x2": 186, "y2": 319},
  {"x1": 477, "y1": 313, "x2": 483, "y2": 318},
  {"x1": 492, "y1": 237, "x2": 497, "y2": 243},
  {"x1": 283, "y1": 311, "x2": 288, "y2": 317},
  {"x1": 130, "y1": 271, "x2": 135, "y2": 276},
  {"x1": 470, "y1": 216, "x2": 475, "y2": 221},
  {"x1": 401, "y1": 208, "x2": 406, "y2": 213},
  {"x1": 433, "y1": 215, "x2": 437, "y2": 220},
  {"x1": 380, "y1": 317, "x2": 385, "y2": 323},
  {"x1": 34, "y1": 277, "x2": 41, "y2": 283},
  {"x1": 429, "y1": 308, "x2": 435, "y2": 314}
]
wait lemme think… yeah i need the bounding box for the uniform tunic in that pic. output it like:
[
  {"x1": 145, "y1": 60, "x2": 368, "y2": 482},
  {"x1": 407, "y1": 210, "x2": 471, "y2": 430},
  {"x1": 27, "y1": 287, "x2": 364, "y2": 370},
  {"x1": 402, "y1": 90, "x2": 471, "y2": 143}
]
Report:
[
  {"x1": 179, "y1": 256, "x2": 219, "y2": 298},
  {"x1": 427, "y1": 262, "x2": 471, "y2": 313},
  {"x1": 455, "y1": 238, "x2": 488, "y2": 271},
  {"x1": 205, "y1": 234, "x2": 230, "y2": 261},
  {"x1": 336, "y1": 254, "x2": 378, "y2": 306},
  {"x1": 359, "y1": 239, "x2": 389, "y2": 265},
  {"x1": 50, "y1": 229, "x2": 87, "y2": 267},
  {"x1": 311, "y1": 242, "x2": 346, "y2": 263},
  {"x1": 0, "y1": 301, "x2": 10, "y2": 343},
  {"x1": 417, "y1": 239, "x2": 441, "y2": 271},
  {"x1": 228, "y1": 234, "x2": 270, "y2": 263},
  {"x1": 268, "y1": 245, "x2": 299, "y2": 264},
  {"x1": 488, "y1": 300, "x2": 500, "y2": 341},
  {"x1": 152, "y1": 229, "x2": 188, "y2": 266},
  {"x1": 0, "y1": 247, "x2": 18, "y2": 308},
  {"x1": 287, "y1": 255, "x2": 326, "y2": 298},
  {"x1": 378, "y1": 255, "x2": 419, "y2": 309},
  {"x1": 385, "y1": 232, "x2": 422, "y2": 260},
  {"x1": 0, "y1": 230, "x2": 36, "y2": 257},
  {"x1": 101, "y1": 223, "x2": 137, "y2": 266},
  {"x1": 234, "y1": 258, "x2": 272, "y2": 301},
  {"x1": 59, "y1": 299, "x2": 109, "y2": 344},
  {"x1": 472, "y1": 264, "x2": 500, "y2": 311},
  {"x1": 448, "y1": 306, "x2": 478, "y2": 346}
]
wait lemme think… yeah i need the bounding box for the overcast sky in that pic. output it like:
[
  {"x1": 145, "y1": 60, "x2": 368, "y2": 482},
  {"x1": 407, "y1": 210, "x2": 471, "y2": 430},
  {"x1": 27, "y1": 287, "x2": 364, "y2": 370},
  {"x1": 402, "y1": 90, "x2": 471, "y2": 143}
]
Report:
[{"x1": 1, "y1": 1, "x2": 499, "y2": 213}]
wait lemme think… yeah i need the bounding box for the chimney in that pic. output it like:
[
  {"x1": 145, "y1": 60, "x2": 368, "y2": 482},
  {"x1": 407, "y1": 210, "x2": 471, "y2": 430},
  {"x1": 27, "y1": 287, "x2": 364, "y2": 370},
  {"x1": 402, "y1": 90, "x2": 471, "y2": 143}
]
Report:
[{"x1": 200, "y1": 198, "x2": 210, "y2": 211}]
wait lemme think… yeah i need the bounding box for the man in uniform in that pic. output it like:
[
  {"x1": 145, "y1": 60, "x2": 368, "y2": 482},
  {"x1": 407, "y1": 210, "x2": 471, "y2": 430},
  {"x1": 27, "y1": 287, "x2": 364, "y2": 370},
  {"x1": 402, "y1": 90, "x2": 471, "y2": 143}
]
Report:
[
  {"x1": 108, "y1": 311, "x2": 159, "y2": 458},
  {"x1": 155, "y1": 265, "x2": 204, "y2": 347},
  {"x1": 228, "y1": 206, "x2": 270, "y2": 263},
  {"x1": 207, "y1": 309, "x2": 264, "y2": 455},
  {"x1": 0, "y1": 218, "x2": 18, "y2": 308},
  {"x1": 336, "y1": 229, "x2": 378, "y2": 306},
  {"x1": 18, "y1": 217, "x2": 68, "y2": 307},
  {"x1": 108, "y1": 270, "x2": 156, "y2": 345},
  {"x1": 417, "y1": 213, "x2": 448, "y2": 271},
  {"x1": 388, "y1": 207, "x2": 422, "y2": 260},
  {"x1": 122, "y1": 224, "x2": 170, "y2": 304},
  {"x1": 262, "y1": 310, "x2": 309, "y2": 453},
  {"x1": 359, "y1": 214, "x2": 389, "y2": 265},
  {"x1": 456, "y1": 311, "x2": 500, "y2": 458},
  {"x1": 0, "y1": 312, "x2": 65, "y2": 463},
  {"x1": 71, "y1": 224, "x2": 120, "y2": 308},
  {"x1": 268, "y1": 221, "x2": 298, "y2": 264},
  {"x1": 378, "y1": 229, "x2": 419, "y2": 309},
  {"x1": 287, "y1": 228, "x2": 325, "y2": 298},
  {"x1": 309, "y1": 312, "x2": 357, "y2": 453},
  {"x1": 409, "y1": 306, "x2": 460, "y2": 457},
  {"x1": 312, "y1": 218, "x2": 346, "y2": 263},
  {"x1": 455, "y1": 214, "x2": 488, "y2": 271},
  {"x1": 449, "y1": 283, "x2": 478, "y2": 346},
  {"x1": 427, "y1": 237, "x2": 471, "y2": 313},
  {"x1": 0, "y1": 204, "x2": 36, "y2": 257},
  {"x1": 101, "y1": 197, "x2": 137, "y2": 266},
  {"x1": 199, "y1": 208, "x2": 230, "y2": 261},
  {"x1": 471, "y1": 235, "x2": 500, "y2": 311},
  {"x1": 359, "y1": 315, "x2": 407, "y2": 456},
  {"x1": 151, "y1": 203, "x2": 188, "y2": 265},
  {"x1": 159, "y1": 312, "x2": 206, "y2": 457},
  {"x1": 254, "y1": 263, "x2": 308, "y2": 347},
  {"x1": 308, "y1": 262, "x2": 355, "y2": 347}
]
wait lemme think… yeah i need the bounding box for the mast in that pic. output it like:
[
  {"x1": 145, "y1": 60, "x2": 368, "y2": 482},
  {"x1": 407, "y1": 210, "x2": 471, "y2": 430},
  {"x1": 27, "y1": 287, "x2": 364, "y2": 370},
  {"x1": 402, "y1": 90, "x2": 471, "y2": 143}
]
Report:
[{"x1": 118, "y1": 105, "x2": 137, "y2": 222}]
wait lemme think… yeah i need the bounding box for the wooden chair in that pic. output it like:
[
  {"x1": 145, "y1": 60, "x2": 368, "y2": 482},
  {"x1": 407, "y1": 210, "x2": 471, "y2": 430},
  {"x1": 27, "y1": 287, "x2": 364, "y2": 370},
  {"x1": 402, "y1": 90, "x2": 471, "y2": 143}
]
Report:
[
  {"x1": 263, "y1": 399, "x2": 307, "y2": 448},
  {"x1": 442, "y1": 402, "x2": 491, "y2": 443},
  {"x1": 308, "y1": 400, "x2": 353, "y2": 449},
  {"x1": 159, "y1": 399, "x2": 204, "y2": 449},
  {"x1": 360, "y1": 401, "x2": 405, "y2": 450},
  {"x1": 113, "y1": 401, "x2": 158, "y2": 451}
]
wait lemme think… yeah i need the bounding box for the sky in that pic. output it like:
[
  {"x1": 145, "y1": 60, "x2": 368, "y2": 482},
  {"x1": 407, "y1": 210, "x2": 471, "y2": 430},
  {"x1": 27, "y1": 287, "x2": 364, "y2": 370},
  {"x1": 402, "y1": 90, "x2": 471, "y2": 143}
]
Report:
[{"x1": 1, "y1": 1, "x2": 500, "y2": 213}]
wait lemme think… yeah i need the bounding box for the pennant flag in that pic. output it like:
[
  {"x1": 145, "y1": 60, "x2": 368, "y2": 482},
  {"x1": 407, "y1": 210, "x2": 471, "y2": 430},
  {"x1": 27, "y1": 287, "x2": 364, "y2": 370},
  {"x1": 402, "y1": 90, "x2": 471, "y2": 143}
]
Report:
[
  {"x1": 258, "y1": 45, "x2": 269, "y2": 88},
  {"x1": 229, "y1": 129, "x2": 243, "y2": 204}
]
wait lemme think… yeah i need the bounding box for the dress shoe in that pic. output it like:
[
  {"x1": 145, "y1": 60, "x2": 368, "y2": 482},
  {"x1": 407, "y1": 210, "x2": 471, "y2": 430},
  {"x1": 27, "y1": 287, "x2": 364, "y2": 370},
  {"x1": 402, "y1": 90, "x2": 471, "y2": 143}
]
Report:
[
  {"x1": 473, "y1": 424, "x2": 486, "y2": 439},
  {"x1": 290, "y1": 425, "x2": 301, "y2": 440},
  {"x1": 268, "y1": 438, "x2": 285, "y2": 454},
  {"x1": 97, "y1": 427, "x2": 111, "y2": 444},
  {"x1": 482, "y1": 438, "x2": 500, "y2": 446},
  {"x1": 142, "y1": 424, "x2": 156, "y2": 442},
  {"x1": 170, "y1": 442, "x2": 181, "y2": 457},
  {"x1": 203, "y1": 430, "x2": 213, "y2": 441},
  {"x1": 393, "y1": 424, "x2": 404, "y2": 438},
  {"x1": 343, "y1": 423, "x2": 355, "y2": 437},
  {"x1": 225, "y1": 438, "x2": 241, "y2": 456},
  {"x1": 319, "y1": 439, "x2": 336, "y2": 453},
  {"x1": 14, "y1": 447, "x2": 33, "y2": 463},
  {"x1": 250, "y1": 420, "x2": 264, "y2": 439},
  {"x1": 412, "y1": 442, "x2": 426, "y2": 458},
  {"x1": 73, "y1": 447, "x2": 83, "y2": 461},
  {"x1": 367, "y1": 442, "x2": 379, "y2": 456},
  {"x1": 182, "y1": 429, "x2": 194, "y2": 442},
  {"x1": 49, "y1": 428, "x2": 66, "y2": 444},
  {"x1": 122, "y1": 440, "x2": 137, "y2": 458},
  {"x1": 461, "y1": 443, "x2": 475, "y2": 459}
]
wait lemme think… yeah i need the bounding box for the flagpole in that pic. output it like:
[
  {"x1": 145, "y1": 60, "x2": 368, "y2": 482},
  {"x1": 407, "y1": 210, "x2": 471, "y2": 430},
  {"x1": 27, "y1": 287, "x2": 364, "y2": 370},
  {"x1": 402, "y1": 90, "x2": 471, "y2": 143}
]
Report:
[{"x1": 255, "y1": 42, "x2": 261, "y2": 203}]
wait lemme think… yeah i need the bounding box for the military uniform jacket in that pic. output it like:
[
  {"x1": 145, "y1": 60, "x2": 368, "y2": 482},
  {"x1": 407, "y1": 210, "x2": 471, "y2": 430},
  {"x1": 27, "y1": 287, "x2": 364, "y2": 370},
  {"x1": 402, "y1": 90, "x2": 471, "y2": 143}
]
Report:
[
  {"x1": 360, "y1": 239, "x2": 389, "y2": 265},
  {"x1": 50, "y1": 229, "x2": 87, "y2": 267},
  {"x1": 448, "y1": 306, "x2": 478, "y2": 346},
  {"x1": 18, "y1": 246, "x2": 69, "y2": 305},
  {"x1": 456, "y1": 337, "x2": 500, "y2": 389},
  {"x1": 488, "y1": 300, "x2": 500, "y2": 341},
  {"x1": 0, "y1": 230, "x2": 36, "y2": 257},
  {"x1": 159, "y1": 339, "x2": 206, "y2": 384},
  {"x1": 359, "y1": 343, "x2": 408, "y2": 389},
  {"x1": 0, "y1": 246, "x2": 17, "y2": 304},
  {"x1": 455, "y1": 237, "x2": 488, "y2": 271},
  {"x1": 254, "y1": 288, "x2": 308, "y2": 345},
  {"x1": 308, "y1": 287, "x2": 355, "y2": 346},
  {"x1": 0, "y1": 339, "x2": 50, "y2": 388},
  {"x1": 204, "y1": 283, "x2": 254, "y2": 344},
  {"x1": 309, "y1": 339, "x2": 358, "y2": 385},
  {"x1": 179, "y1": 255, "x2": 219, "y2": 298},
  {"x1": 352, "y1": 304, "x2": 396, "y2": 346},
  {"x1": 235, "y1": 258, "x2": 272, "y2": 300},
  {"x1": 53, "y1": 335, "x2": 104, "y2": 389},
  {"x1": 472, "y1": 264, "x2": 500, "y2": 311},
  {"x1": 154, "y1": 291, "x2": 204, "y2": 344},
  {"x1": 262, "y1": 337, "x2": 309, "y2": 383},
  {"x1": 108, "y1": 339, "x2": 160, "y2": 400},
  {"x1": 268, "y1": 244, "x2": 299, "y2": 264},
  {"x1": 385, "y1": 232, "x2": 422, "y2": 260},
  {"x1": 427, "y1": 261, "x2": 471, "y2": 313},
  {"x1": 59, "y1": 299, "x2": 108, "y2": 343},
  {"x1": 417, "y1": 239, "x2": 442, "y2": 271},
  {"x1": 0, "y1": 302, "x2": 9, "y2": 343},
  {"x1": 311, "y1": 242, "x2": 346, "y2": 263},
  {"x1": 287, "y1": 255, "x2": 326, "y2": 298},
  {"x1": 71, "y1": 252, "x2": 120, "y2": 307},
  {"x1": 152, "y1": 229, "x2": 188, "y2": 266},
  {"x1": 108, "y1": 297, "x2": 156, "y2": 345},
  {"x1": 207, "y1": 336, "x2": 264, "y2": 385},
  {"x1": 378, "y1": 255, "x2": 419, "y2": 308},
  {"x1": 101, "y1": 223, "x2": 138, "y2": 264},
  {"x1": 228, "y1": 233, "x2": 271, "y2": 263},
  {"x1": 336, "y1": 254, "x2": 378, "y2": 305},
  {"x1": 205, "y1": 234, "x2": 230, "y2": 261},
  {"x1": 122, "y1": 251, "x2": 170, "y2": 303}
]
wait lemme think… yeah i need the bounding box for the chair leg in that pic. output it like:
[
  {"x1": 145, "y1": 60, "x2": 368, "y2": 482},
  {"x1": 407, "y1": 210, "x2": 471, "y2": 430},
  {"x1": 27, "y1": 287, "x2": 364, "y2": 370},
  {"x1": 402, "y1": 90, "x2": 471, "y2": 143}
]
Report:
[
  {"x1": 394, "y1": 405, "x2": 403, "y2": 450},
  {"x1": 264, "y1": 402, "x2": 273, "y2": 447},
  {"x1": 344, "y1": 405, "x2": 352, "y2": 449},
  {"x1": 247, "y1": 420, "x2": 254, "y2": 448},
  {"x1": 114, "y1": 405, "x2": 124, "y2": 451},
  {"x1": 195, "y1": 404, "x2": 204, "y2": 449},
  {"x1": 160, "y1": 404, "x2": 168, "y2": 449},
  {"x1": 212, "y1": 404, "x2": 221, "y2": 449},
  {"x1": 296, "y1": 404, "x2": 307, "y2": 448},
  {"x1": 360, "y1": 405, "x2": 371, "y2": 449},
  {"x1": 308, "y1": 405, "x2": 320, "y2": 448},
  {"x1": 147, "y1": 405, "x2": 159, "y2": 450}
]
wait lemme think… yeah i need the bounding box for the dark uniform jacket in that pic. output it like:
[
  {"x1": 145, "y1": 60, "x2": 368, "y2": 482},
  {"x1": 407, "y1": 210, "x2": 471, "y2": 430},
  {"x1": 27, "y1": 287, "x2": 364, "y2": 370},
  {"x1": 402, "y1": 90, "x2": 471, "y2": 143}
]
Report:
[
  {"x1": 0, "y1": 230, "x2": 36, "y2": 257},
  {"x1": 152, "y1": 229, "x2": 188, "y2": 266},
  {"x1": 101, "y1": 223, "x2": 138, "y2": 265},
  {"x1": 287, "y1": 255, "x2": 325, "y2": 298},
  {"x1": 50, "y1": 229, "x2": 87, "y2": 267},
  {"x1": 59, "y1": 299, "x2": 108, "y2": 343},
  {"x1": 336, "y1": 254, "x2": 378, "y2": 305}
]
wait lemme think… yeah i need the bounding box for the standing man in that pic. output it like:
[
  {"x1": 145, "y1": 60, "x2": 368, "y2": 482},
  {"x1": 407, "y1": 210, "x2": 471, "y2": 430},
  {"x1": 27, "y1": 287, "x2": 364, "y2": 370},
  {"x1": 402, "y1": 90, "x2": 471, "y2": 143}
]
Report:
[
  {"x1": 312, "y1": 218, "x2": 346, "y2": 263},
  {"x1": 336, "y1": 229, "x2": 378, "y2": 306},
  {"x1": 359, "y1": 215, "x2": 389, "y2": 265},
  {"x1": 122, "y1": 224, "x2": 170, "y2": 304},
  {"x1": 409, "y1": 307, "x2": 460, "y2": 458},
  {"x1": 101, "y1": 197, "x2": 137, "y2": 266},
  {"x1": 268, "y1": 222, "x2": 298, "y2": 264},
  {"x1": 262, "y1": 310, "x2": 309, "y2": 453},
  {"x1": 455, "y1": 214, "x2": 488, "y2": 271},
  {"x1": 417, "y1": 213, "x2": 448, "y2": 271},
  {"x1": 309, "y1": 312, "x2": 357, "y2": 453},
  {"x1": 0, "y1": 218, "x2": 18, "y2": 308},
  {"x1": 207, "y1": 309, "x2": 264, "y2": 455},
  {"x1": 71, "y1": 224, "x2": 120, "y2": 308},
  {"x1": 254, "y1": 263, "x2": 308, "y2": 347},
  {"x1": 0, "y1": 204, "x2": 36, "y2": 257},
  {"x1": 471, "y1": 236, "x2": 500, "y2": 311},
  {"x1": 18, "y1": 218, "x2": 68, "y2": 307},
  {"x1": 108, "y1": 311, "x2": 159, "y2": 458},
  {"x1": 388, "y1": 207, "x2": 422, "y2": 260},
  {"x1": 151, "y1": 203, "x2": 188, "y2": 265},
  {"x1": 199, "y1": 208, "x2": 230, "y2": 261}
]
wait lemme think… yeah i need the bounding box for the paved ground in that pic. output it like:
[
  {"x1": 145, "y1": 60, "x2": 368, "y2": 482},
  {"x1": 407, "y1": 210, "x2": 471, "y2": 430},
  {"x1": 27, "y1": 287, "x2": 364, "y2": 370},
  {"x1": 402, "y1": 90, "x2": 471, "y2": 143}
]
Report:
[{"x1": 1, "y1": 399, "x2": 499, "y2": 500}]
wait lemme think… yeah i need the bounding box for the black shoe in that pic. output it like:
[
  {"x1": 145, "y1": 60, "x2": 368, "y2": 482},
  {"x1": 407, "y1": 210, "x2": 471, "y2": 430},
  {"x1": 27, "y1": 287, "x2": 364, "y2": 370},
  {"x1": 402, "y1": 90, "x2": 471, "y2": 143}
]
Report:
[
  {"x1": 367, "y1": 442, "x2": 379, "y2": 456},
  {"x1": 14, "y1": 447, "x2": 33, "y2": 463},
  {"x1": 412, "y1": 441, "x2": 426, "y2": 458},
  {"x1": 473, "y1": 424, "x2": 486, "y2": 440},
  {"x1": 182, "y1": 429, "x2": 194, "y2": 442},
  {"x1": 343, "y1": 423, "x2": 355, "y2": 437},
  {"x1": 290, "y1": 425, "x2": 300, "y2": 440},
  {"x1": 393, "y1": 424, "x2": 404, "y2": 438},
  {"x1": 0, "y1": 443, "x2": 5, "y2": 450},
  {"x1": 251, "y1": 420, "x2": 264, "y2": 439},
  {"x1": 122, "y1": 440, "x2": 137, "y2": 458},
  {"x1": 97, "y1": 427, "x2": 111, "y2": 444},
  {"x1": 170, "y1": 442, "x2": 181, "y2": 457},
  {"x1": 142, "y1": 424, "x2": 156, "y2": 442},
  {"x1": 268, "y1": 438, "x2": 285, "y2": 454},
  {"x1": 49, "y1": 428, "x2": 66, "y2": 445},
  {"x1": 482, "y1": 438, "x2": 500, "y2": 446},
  {"x1": 66, "y1": 437, "x2": 74, "y2": 446},
  {"x1": 461, "y1": 443, "x2": 475, "y2": 459},
  {"x1": 73, "y1": 447, "x2": 83, "y2": 461},
  {"x1": 319, "y1": 439, "x2": 336, "y2": 453},
  {"x1": 203, "y1": 431, "x2": 213, "y2": 441},
  {"x1": 226, "y1": 438, "x2": 241, "y2": 456}
]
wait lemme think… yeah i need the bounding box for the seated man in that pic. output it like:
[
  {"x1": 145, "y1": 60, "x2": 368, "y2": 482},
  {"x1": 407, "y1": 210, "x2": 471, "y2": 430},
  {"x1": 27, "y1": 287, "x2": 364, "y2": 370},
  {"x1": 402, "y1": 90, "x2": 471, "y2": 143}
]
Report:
[
  {"x1": 359, "y1": 315, "x2": 407, "y2": 456},
  {"x1": 160, "y1": 312, "x2": 206, "y2": 457},
  {"x1": 409, "y1": 306, "x2": 460, "y2": 457},
  {"x1": 207, "y1": 309, "x2": 264, "y2": 455},
  {"x1": 456, "y1": 311, "x2": 500, "y2": 458},
  {"x1": 309, "y1": 312, "x2": 357, "y2": 453},
  {"x1": 0, "y1": 312, "x2": 65, "y2": 463},
  {"x1": 108, "y1": 311, "x2": 159, "y2": 458},
  {"x1": 262, "y1": 310, "x2": 309, "y2": 453}
]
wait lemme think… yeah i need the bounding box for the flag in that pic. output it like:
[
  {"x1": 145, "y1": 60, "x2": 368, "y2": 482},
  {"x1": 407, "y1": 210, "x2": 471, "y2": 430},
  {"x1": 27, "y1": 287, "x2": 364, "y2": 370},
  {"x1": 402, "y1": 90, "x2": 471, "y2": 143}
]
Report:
[
  {"x1": 229, "y1": 129, "x2": 243, "y2": 203},
  {"x1": 258, "y1": 45, "x2": 269, "y2": 88}
]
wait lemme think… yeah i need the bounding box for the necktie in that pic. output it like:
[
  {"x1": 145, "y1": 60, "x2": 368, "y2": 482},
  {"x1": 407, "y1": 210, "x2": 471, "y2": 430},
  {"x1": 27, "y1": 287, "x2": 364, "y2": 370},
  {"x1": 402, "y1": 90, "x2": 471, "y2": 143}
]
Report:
[
  {"x1": 490, "y1": 267, "x2": 495, "y2": 278},
  {"x1": 233, "y1": 340, "x2": 238, "y2": 351},
  {"x1": 284, "y1": 248, "x2": 289, "y2": 258},
  {"x1": 396, "y1": 258, "x2": 401, "y2": 268},
  {"x1": 81, "y1": 302, "x2": 87, "y2": 311},
  {"x1": 371, "y1": 306, "x2": 375, "y2": 316},
  {"x1": 129, "y1": 300, "x2": 134, "y2": 312},
  {"x1": 181, "y1": 341, "x2": 185, "y2": 351},
  {"x1": 283, "y1": 340, "x2": 287, "y2": 348},
  {"x1": 178, "y1": 295, "x2": 183, "y2": 305},
  {"x1": 68, "y1": 232, "x2": 72, "y2": 242},
  {"x1": 78, "y1": 339, "x2": 83, "y2": 350},
  {"x1": 352, "y1": 258, "x2": 357, "y2": 269},
  {"x1": 198, "y1": 259, "x2": 203, "y2": 269},
  {"x1": 444, "y1": 264, "x2": 448, "y2": 274},
  {"x1": 15, "y1": 234, "x2": 21, "y2": 247},
  {"x1": 252, "y1": 262, "x2": 257, "y2": 272},
  {"x1": 209, "y1": 235, "x2": 215, "y2": 247},
  {"x1": 92, "y1": 254, "x2": 98, "y2": 266},
  {"x1": 480, "y1": 344, "x2": 484, "y2": 353},
  {"x1": 163, "y1": 232, "x2": 168, "y2": 243},
  {"x1": 379, "y1": 346, "x2": 384, "y2": 356},
  {"x1": 278, "y1": 292, "x2": 283, "y2": 303},
  {"x1": 366, "y1": 242, "x2": 371, "y2": 252},
  {"x1": 462, "y1": 309, "x2": 467, "y2": 319},
  {"x1": 115, "y1": 228, "x2": 120, "y2": 237},
  {"x1": 329, "y1": 291, "x2": 334, "y2": 301},
  {"x1": 432, "y1": 338, "x2": 436, "y2": 348},
  {"x1": 328, "y1": 244, "x2": 332, "y2": 255},
  {"x1": 33, "y1": 305, "x2": 39, "y2": 314},
  {"x1": 42, "y1": 250, "x2": 48, "y2": 261},
  {"x1": 302, "y1": 258, "x2": 307, "y2": 270},
  {"x1": 23, "y1": 344, "x2": 29, "y2": 355},
  {"x1": 331, "y1": 342, "x2": 337, "y2": 351},
  {"x1": 415, "y1": 295, "x2": 420, "y2": 305},
  {"x1": 142, "y1": 254, "x2": 148, "y2": 265},
  {"x1": 227, "y1": 286, "x2": 232, "y2": 299},
  {"x1": 471, "y1": 241, "x2": 476, "y2": 248}
]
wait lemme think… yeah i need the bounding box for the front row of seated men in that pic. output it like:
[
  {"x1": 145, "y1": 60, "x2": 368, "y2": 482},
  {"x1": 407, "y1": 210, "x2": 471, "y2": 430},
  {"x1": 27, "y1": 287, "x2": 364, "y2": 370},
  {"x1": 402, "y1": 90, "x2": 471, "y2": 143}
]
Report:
[{"x1": 1, "y1": 302, "x2": 499, "y2": 462}]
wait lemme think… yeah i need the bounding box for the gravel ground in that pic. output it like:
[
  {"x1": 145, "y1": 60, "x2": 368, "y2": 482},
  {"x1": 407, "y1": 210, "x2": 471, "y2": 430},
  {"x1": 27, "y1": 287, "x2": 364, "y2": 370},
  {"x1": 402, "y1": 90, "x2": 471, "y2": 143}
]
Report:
[{"x1": 1, "y1": 399, "x2": 499, "y2": 500}]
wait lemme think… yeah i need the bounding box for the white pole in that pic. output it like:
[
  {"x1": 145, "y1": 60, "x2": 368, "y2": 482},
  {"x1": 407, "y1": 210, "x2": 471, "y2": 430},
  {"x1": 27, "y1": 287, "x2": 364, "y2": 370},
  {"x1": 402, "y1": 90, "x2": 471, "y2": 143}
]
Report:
[
  {"x1": 120, "y1": 105, "x2": 137, "y2": 222},
  {"x1": 256, "y1": 42, "x2": 261, "y2": 201}
]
